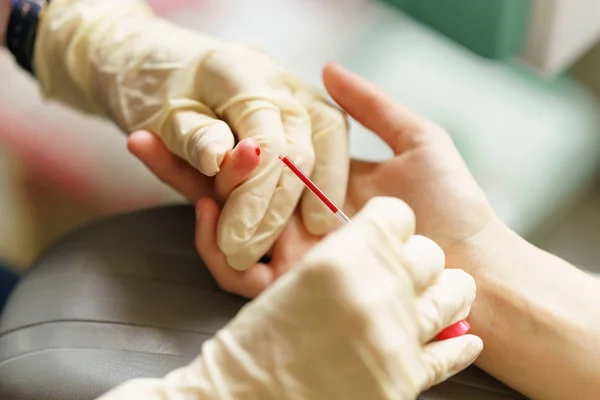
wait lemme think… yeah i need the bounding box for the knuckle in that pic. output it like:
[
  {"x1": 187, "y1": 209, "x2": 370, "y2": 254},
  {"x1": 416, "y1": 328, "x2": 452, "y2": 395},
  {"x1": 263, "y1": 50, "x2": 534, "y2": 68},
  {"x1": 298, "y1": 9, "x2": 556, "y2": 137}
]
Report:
[{"x1": 449, "y1": 269, "x2": 477, "y2": 303}]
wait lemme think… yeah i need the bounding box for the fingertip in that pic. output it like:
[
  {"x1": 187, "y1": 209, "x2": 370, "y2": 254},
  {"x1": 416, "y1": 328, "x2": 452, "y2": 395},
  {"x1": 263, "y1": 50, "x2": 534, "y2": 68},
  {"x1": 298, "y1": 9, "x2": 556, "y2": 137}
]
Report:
[
  {"x1": 471, "y1": 334, "x2": 484, "y2": 352},
  {"x1": 215, "y1": 139, "x2": 261, "y2": 199},
  {"x1": 322, "y1": 62, "x2": 335, "y2": 78},
  {"x1": 301, "y1": 207, "x2": 337, "y2": 236},
  {"x1": 460, "y1": 334, "x2": 484, "y2": 362},
  {"x1": 423, "y1": 333, "x2": 483, "y2": 389},
  {"x1": 323, "y1": 63, "x2": 342, "y2": 93},
  {"x1": 323, "y1": 62, "x2": 344, "y2": 81},
  {"x1": 232, "y1": 138, "x2": 261, "y2": 168},
  {"x1": 444, "y1": 333, "x2": 484, "y2": 367},
  {"x1": 127, "y1": 130, "x2": 151, "y2": 154},
  {"x1": 226, "y1": 253, "x2": 256, "y2": 272},
  {"x1": 323, "y1": 62, "x2": 357, "y2": 92}
]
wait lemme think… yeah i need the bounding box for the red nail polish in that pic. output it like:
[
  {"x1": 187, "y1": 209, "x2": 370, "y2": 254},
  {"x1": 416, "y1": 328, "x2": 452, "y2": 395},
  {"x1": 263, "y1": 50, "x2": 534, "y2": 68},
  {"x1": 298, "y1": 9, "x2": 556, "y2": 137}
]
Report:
[{"x1": 255, "y1": 146, "x2": 261, "y2": 156}]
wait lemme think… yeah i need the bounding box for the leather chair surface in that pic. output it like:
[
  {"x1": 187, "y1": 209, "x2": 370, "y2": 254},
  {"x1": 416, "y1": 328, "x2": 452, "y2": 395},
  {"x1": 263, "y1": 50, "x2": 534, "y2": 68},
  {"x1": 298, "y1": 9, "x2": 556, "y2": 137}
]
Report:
[{"x1": 0, "y1": 206, "x2": 527, "y2": 399}]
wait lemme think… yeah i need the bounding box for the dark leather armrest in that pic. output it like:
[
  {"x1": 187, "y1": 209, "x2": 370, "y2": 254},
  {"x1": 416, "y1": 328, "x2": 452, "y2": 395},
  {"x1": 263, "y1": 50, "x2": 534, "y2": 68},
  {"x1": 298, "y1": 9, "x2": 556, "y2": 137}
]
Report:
[{"x1": 0, "y1": 206, "x2": 527, "y2": 400}]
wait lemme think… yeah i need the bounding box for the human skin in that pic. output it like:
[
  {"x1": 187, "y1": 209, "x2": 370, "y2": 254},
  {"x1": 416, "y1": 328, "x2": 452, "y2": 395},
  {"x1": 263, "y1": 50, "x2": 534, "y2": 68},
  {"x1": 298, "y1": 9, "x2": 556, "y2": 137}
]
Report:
[
  {"x1": 129, "y1": 63, "x2": 600, "y2": 400},
  {"x1": 4, "y1": 1, "x2": 598, "y2": 395}
]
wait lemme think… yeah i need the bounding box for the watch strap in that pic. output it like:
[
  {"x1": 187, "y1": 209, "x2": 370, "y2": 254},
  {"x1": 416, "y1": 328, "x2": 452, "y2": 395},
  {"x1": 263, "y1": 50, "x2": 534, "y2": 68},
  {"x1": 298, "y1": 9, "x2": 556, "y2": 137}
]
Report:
[{"x1": 6, "y1": 0, "x2": 49, "y2": 75}]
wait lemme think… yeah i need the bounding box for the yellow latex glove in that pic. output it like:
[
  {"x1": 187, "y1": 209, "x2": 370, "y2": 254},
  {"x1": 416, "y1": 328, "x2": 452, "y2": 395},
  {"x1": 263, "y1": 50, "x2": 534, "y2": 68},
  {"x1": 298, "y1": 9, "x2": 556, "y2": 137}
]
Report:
[
  {"x1": 97, "y1": 197, "x2": 483, "y2": 400},
  {"x1": 34, "y1": 0, "x2": 349, "y2": 270}
]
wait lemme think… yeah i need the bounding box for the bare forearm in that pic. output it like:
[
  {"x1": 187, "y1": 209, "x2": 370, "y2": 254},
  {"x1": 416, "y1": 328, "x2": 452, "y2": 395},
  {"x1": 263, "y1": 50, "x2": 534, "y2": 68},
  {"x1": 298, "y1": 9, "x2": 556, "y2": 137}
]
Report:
[
  {"x1": 1, "y1": 0, "x2": 9, "y2": 47},
  {"x1": 464, "y1": 222, "x2": 600, "y2": 400}
]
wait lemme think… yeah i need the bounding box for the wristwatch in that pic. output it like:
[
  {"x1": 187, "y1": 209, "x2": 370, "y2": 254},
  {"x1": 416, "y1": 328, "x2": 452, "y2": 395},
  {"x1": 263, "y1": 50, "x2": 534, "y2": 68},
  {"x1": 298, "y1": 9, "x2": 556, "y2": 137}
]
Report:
[{"x1": 5, "y1": 0, "x2": 50, "y2": 75}]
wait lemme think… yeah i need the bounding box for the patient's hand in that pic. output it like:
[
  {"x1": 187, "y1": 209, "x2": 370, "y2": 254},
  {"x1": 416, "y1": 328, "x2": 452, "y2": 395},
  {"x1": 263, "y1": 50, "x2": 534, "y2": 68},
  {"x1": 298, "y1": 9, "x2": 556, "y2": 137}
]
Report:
[
  {"x1": 325, "y1": 64, "x2": 498, "y2": 266},
  {"x1": 128, "y1": 131, "x2": 261, "y2": 204},
  {"x1": 129, "y1": 130, "x2": 315, "y2": 298},
  {"x1": 129, "y1": 63, "x2": 501, "y2": 298}
]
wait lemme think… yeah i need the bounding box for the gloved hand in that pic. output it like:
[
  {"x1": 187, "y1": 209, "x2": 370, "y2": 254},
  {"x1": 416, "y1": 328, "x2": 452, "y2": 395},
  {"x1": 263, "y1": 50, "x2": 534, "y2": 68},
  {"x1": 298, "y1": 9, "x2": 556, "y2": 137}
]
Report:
[
  {"x1": 97, "y1": 197, "x2": 483, "y2": 400},
  {"x1": 34, "y1": 0, "x2": 349, "y2": 271}
]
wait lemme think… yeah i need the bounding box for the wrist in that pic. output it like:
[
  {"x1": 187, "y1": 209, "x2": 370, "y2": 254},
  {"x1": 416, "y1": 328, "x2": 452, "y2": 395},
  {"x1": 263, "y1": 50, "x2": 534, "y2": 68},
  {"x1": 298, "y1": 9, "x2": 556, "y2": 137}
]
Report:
[
  {"x1": 446, "y1": 216, "x2": 521, "y2": 277},
  {"x1": 458, "y1": 218, "x2": 600, "y2": 399}
]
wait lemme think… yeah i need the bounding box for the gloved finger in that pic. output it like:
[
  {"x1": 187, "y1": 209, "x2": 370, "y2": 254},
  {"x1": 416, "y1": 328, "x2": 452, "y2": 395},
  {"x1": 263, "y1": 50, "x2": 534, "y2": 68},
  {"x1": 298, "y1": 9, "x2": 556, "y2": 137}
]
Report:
[
  {"x1": 216, "y1": 102, "x2": 286, "y2": 262},
  {"x1": 420, "y1": 334, "x2": 484, "y2": 390},
  {"x1": 222, "y1": 159, "x2": 306, "y2": 271},
  {"x1": 127, "y1": 130, "x2": 212, "y2": 202},
  {"x1": 299, "y1": 98, "x2": 350, "y2": 235},
  {"x1": 416, "y1": 269, "x2": 476, "y2": 343},
  {"x1": 218, "y1": 100, "x2": 309, "y2": 270},
  {"x1": 348, "y1": 197, "x2": 416, "y2": 274},
  {"x1": 195, "y1": 198, "x2": 274, "y2": 298},
  {"x1": 403, "y1": 235, "x2": 446, "y2": 294},
  {"x1": 230, "y1": 99, "x2": 316, "y2": 261},
  {"x1": 129, "y1": 131, "x2": 261, "y2": 204},
  {"x1": 163, "y1": 110, "x2": 235, "y2": 176},
  {"x1": 215, "y1": 138, "x2": 262, "y2": 200},
  {"x1": 323, "y1": 63, "x2": 434, "y2": 155}
]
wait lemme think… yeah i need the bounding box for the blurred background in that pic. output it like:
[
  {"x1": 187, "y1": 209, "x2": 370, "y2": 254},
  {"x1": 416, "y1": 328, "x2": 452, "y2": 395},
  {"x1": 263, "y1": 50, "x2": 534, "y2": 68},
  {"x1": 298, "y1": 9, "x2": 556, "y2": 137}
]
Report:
[{"x1": 2, "y1": 0, "x2": 600, "y2": 273}]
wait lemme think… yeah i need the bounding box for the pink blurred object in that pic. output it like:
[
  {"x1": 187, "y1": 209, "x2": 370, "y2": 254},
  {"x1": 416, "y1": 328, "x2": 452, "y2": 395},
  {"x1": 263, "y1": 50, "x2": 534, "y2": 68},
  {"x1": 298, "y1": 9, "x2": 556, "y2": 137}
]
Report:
[
  {"x1": 0, "y1": 107, "x2": 168, "y2": 214},
  {"x1": 146, "y1": 0, "x2": 207, "y2": 16}
]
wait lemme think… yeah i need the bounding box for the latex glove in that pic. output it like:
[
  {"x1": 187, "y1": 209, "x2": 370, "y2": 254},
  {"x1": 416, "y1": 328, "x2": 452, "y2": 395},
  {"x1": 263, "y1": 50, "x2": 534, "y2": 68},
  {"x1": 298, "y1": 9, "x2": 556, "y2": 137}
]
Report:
[
  {"x1": 97, "y1": 197, "x2": 483, "y2": 400},
  {"x1": 34, "y1": 0, "x2": 349, "y2": 271}
]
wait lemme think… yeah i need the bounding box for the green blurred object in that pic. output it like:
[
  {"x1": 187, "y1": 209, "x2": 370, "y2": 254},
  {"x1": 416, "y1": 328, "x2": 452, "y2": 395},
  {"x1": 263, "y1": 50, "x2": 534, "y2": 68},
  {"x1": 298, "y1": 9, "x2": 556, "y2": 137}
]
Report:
[{"x1": 381, "y1": 0, "x2": 531, "y2": 59}]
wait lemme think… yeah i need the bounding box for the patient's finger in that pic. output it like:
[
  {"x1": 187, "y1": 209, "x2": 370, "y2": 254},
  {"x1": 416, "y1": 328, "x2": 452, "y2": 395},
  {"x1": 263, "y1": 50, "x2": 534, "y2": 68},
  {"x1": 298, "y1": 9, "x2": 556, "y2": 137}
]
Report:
[
  {"x1": 128, "y1": 130, "x2": 212, "y2": 202},
  {"x1": 195, "y1": 198, "x2": 274, "y2": 299},
  {"x1": 129, "y1": 132, "x2": 261, "y2": 203},
  {"x1": 215, "y1": 138, "x2": 261, "y2": 199},
  {"x1": 323, "y1": 63, "x2": 435, "y2": 154}
]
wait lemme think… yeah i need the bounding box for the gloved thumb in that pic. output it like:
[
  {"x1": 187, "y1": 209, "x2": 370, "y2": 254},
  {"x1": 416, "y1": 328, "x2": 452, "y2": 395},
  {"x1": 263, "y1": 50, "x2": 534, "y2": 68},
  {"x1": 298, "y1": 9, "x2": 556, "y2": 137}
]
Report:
[
  {"x1": 421, "y1": 334, "x2": 483, "y2": 390},
  {"x1": 159, "y1": 109, "x2": 236, "y2": 177}
]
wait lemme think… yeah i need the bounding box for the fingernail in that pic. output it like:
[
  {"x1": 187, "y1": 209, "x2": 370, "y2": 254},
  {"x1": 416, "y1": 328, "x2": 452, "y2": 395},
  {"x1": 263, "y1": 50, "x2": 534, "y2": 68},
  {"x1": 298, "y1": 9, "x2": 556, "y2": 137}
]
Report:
[{"x1": 255, "y1": 145, "x2": 261, "y2": 157}]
